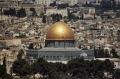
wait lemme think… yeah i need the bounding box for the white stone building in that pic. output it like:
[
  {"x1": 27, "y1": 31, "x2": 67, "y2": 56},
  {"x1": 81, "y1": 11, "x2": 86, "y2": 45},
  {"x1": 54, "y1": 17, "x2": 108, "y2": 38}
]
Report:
[
  {"x1": 35, "y1": 0, "x2": 53, "y2": 6},
  {"x1": 0, "y1": 39, "x2": 22, "y2": 47},
  {"x1": 0, "y1": 49, "x2": 18, "y2": 73},
  {"x1": 46, "y1": 8, "x2": 68, "y2": 17},
  {"x1": 59, "y1": 0, "x2": 78, "y2": 5}
]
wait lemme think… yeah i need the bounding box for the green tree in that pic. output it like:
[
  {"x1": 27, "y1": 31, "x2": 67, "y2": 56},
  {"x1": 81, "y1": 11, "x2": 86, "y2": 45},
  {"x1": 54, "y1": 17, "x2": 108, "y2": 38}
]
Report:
[
  {"x1": 113, "y1": 69, "x2": 120, "y2": 79},
  {"x1": 103, "y1": 59, "x2": 114, "y2": 79},
  {"x1": 17, "y1": 49, "x2": 24, "y2": 60},
  {"x1": 91, "y1": 60, "x2": 104, "y2": 78},
  {"x1": 12, "y1": 59, "x2": 30, "y2": 77},
  {"x1": 30, "y1": 8, "x2": 37, "y2": 16},
  {"x1": 9, "y1": 8, "x2": 16, "y2": 16},
  {"x1": 110, "y1": 48, "x2": 119, "y2": 58},
  {"x1": 67, "y1": 58, "x2": 91, "y2": 79},
  {"x1": 31, "y1": 58, "x2": 49, "y2": 77},
  {"x1": 116, "y1": 12, "x2": 120, "y2": 17},
  {"x1": 3, "y1": 57, "x2": 7, "y2": 74},
  {"x1": 3, "y1": 8, "x2": 16, "y2": 16},
  {"x1": 51, "y1": 62, "x2": 67, "y2": 73},
  {"x1": 0, "y1": 64, "x2": 5, "y2": 77},
  {"x1": 42, "y1": 15, "x2": 46, "y2": 23},
  {"x1": 104, "y1": 49, "x2": 110, "y2": 57},
  {"x1": 0, "y1": 57, "x2": 13, "y2": 79},
  {"x1": 17, "y1": 8, "x2": 26, "y2": 18},
  {"x1": 28, "y1": 43, "x2": 34, "y2": 49}
]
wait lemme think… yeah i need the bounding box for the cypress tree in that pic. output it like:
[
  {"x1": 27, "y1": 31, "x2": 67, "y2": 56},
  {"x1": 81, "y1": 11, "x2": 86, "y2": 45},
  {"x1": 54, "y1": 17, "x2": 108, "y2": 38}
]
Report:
[{"x1": 3, "y1": 57, "x2": 7, "y2": 74}]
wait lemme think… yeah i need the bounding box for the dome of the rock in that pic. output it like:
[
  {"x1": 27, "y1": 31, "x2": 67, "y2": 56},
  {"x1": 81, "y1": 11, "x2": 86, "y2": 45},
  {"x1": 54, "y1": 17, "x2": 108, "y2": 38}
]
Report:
[{"x1": 46, "y1": 22, "x2": 74, "y2": 40}]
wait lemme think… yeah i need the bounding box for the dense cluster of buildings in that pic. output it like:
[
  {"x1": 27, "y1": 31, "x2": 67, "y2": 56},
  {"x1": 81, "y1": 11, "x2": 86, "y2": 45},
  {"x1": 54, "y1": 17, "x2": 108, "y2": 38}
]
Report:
[{"x1": 0, "y1": 0, "x2": 120, "y2": 74}]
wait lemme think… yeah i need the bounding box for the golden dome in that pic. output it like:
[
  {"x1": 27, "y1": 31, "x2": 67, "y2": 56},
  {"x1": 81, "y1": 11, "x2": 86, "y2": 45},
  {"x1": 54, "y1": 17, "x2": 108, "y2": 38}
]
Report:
[{"x1": 46, "y1": 22, "x2": 74, "y2": 40}]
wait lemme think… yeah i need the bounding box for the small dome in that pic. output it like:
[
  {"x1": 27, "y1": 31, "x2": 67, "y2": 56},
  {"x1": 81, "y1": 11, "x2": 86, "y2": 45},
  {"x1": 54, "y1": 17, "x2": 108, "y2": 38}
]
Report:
[{"x1": 46, "y1": 22, "x2": 74, "y2": 40}]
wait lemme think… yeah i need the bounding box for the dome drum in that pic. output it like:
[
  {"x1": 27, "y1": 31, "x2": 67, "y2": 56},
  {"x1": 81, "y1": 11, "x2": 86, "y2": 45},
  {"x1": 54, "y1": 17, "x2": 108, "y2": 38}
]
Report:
[{"x1": 45, "y1": 40, "x2": 75, "y2": 47}]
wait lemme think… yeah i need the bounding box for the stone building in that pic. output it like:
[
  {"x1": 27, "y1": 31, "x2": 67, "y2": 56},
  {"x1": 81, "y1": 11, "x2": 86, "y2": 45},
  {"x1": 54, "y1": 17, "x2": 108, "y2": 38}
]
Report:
[{"x1": 26, "y1": 21, "x2": 94, "y2": 64}]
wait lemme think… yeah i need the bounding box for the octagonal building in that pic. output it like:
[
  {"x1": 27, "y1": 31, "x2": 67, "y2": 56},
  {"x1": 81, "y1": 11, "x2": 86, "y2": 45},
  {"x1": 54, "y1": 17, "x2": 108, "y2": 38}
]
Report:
[{"x1": 26, "y1": 21, "x2": 94, "y2": 64}]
